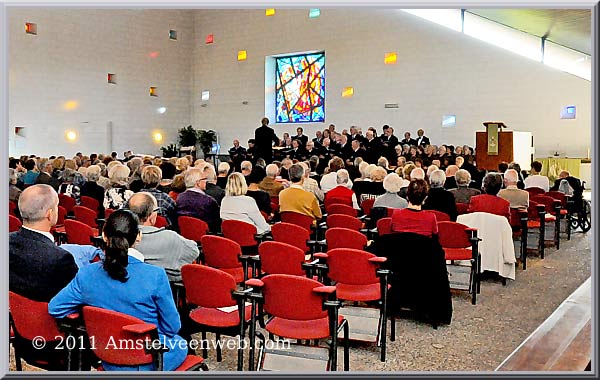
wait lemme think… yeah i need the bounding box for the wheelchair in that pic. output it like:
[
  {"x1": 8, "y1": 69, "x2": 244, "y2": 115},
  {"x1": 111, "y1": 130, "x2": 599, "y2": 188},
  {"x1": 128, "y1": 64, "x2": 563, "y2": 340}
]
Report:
[{"x1": 569, "y1": 180, "x2": 591, "y2": 233}]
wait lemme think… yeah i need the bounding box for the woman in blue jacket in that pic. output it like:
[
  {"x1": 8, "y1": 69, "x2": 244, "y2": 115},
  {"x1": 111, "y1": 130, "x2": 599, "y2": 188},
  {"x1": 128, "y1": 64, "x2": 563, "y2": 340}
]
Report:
[{"x1": 49, "y1": 210, "x2": 187, "y2": 371}]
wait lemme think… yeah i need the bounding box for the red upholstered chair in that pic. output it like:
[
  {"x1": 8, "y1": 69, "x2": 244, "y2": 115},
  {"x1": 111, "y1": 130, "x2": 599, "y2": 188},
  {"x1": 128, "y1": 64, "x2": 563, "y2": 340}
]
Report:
[
  {"x1": 222, "y1": 219, "x2": 264, "y2": 255},
  {"x1": 200, "y1": 235, "x2": 252, "y2": 284},
  {"x1": 546, "y1": 190, "x2": 572, "y2": 240},
  {"x1": 327, "y1": 214, "x2": 363, "y2": 231},
  {"x1": 154, "y1": 215, "x2": 169, "y2": 229},
  {"x1": 82, "y1": 306, "x2": 207, "y2": 371},
  {"x1": 9, "y1": 200, "x2": 17, "y2": 217},
  {"x1": 51, "y1": 206, "x2": 68, "y2": 244},
  {"x1": 326, "y1": 204, "x2": 358, "y2": 217},
  {"x1": 80, "y1": 196, "x2": 100, "y2": 213},
  {"x1": 456, "y1": 203, "x2": 470, "y2": 215},
  {"x1": 64, "y1": 219, "x2": 100, "y2": 246},
  {"x1": 181, "y1": 264, "x2": 253, "y2": 369},
  {"x1": 9, "y1": 215, "x2": 22, "y2": 233},
  {"x1": 376, "y1": 217, "x2": 393, "y2": 236},
  {"x1": 509, "y1": 208, "x2": 529, "y2": 269},
  {"x1": 428, "y1": 210, "x2": 451, "y2": 222},
  {"x1": 314, "y1": 248, "x2": 391, "y2": 362},
  {"x1": 244, "y1": 274, "x2": 349, "y2": 371},
  {"x1": 258, "y1": 241, "x2": 307, "y2": 276},
  {"x1": 270, "y1": 222, "x2": 317, "y2": 259},
  {"x1": 178, "y1": 216, "x2": 209, "y2": 243},
  {"x1": 437, "y1": 221, "x2": 481, "y2": 304},
  {"x1": 324, "y1": 196, "x2": 352, "y2": 209},
  {"x1": 525, "y1": 187, "x2": 545, "y2": 197},
  {"x1": 325, "y1": 227, "x2": 368, "y2": 250},
  {"x1": 58, "y1": 194, "x2": 76, "y2": 215},
  {"x1": 280, "y1": 211, "x2": 314, "y2": 232},
  {"x1": 104, "y1": 208, "x2": 114, "y2": 219},
  {"x1": 526, "y1": 201, "x2": 547, "y2": 260},
  {"x1": 360, "y1": 198, "x2": 375, "y2": 217},
  {"x1": 73, "y1": 205, "x2": 100, "y2": 229},
  {"x1": 9, "y1": 291, "x2": 70, "y2": 371},
  {"x1": 531, "y1": 195, "x2": 561, "y2": 249}
]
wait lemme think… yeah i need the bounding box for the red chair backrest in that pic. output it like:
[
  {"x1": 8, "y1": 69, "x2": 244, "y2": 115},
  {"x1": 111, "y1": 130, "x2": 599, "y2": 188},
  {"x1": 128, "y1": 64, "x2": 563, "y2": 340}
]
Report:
[
  {"x1": 509, "y1": 208, "x2": 527, "y2": 229},
  {"x1": 324, "y1": 195, "x2": 352, "y2": 209},
  {"x1": 546, "y1": 191, "x2": 568, "y2": 208},
  {"x1": 437, "y1": 221, "x2": 472, "y2": 248},
  {"x1": 271, "y1": 222, "x2": 311, "y2": 253},
  {"x1": 57, "y1": 206, "x2": 67, "y2": 226},
  {"x1": 74, "y1": 206, "x2": 98, "y2": 228},
  {"x1": 9, "y1": 291, "x2": 63, "y2": 341},
  {"x1": 58, "y1": 194, "x2": 76, "y2": 213},
  {"x1": 428, "y1": 210, "x2": 451, "y2": 222},
  {"x1": 178, "y1": 216, "x2": 209, "y2": 242},
  {"x1": 222, "y1": 220, "x2": 258, "y2": 247},
  {"x1": 64, "y1": 219, "x2": 95, "y2": 245},
  {"x1": 327, "y1": 214, "x2": 362, "y2": 231},
  {"x1": 104, "y1": 208, "x2": 115, "y2": 219},
  {"x1": 527, "y1": 200, "x2": 542, "y2": 221},
  {"x1": 181, "y1": 264, "x2": 237, "y2": 308},
  {"x1": 377, "y1": 217, "x2": 393, "y2": 236},
  {"x1": 82, "y1": 306, "x2": 153, "y2": 366},
  {"x1": 259, "y1": 241, "x2": 306, "y2": 276},
  {"x1": 526, "y1": 187, "x2": 545, "y2": 197},
  {"x1": 326, "y1": 203, "x2": 358, "y2": 217},
  {"x1": 9, "y1": 200, "x2": 17, "y2": 216},
  {"x1": 531, "y1": 195, "x2": 560, "y2": 214},
  {"x1": 326, "y1": 248, "x2": 379, "y2": 286},
  {"x1": 200, "y1": 235, "x2": 242, "y2": 269},
  {"x1": 9, "y1": 215, "x2": 22, "y2": 232},
  {"x1": 280, "y1": 212, "x2": 313, "y2": 231},
  {"x1": 456, "y1": 203, "x2": 470, "y2": 215},
  {"x1": 325, "y1": 227, "x2": 367, "y2": 250},
  {"x1": 261, "y1": 274, "x2": 328, "y2": 321},
  {"x1": 360, "y1": 198, "x2": 375, "y2": 217},
  {"x1": 80, "y1": 196, "x2": 100, "y2": 212},
  {"x1": 154, "y1": 215, "x2": 168, "y2": 229}
]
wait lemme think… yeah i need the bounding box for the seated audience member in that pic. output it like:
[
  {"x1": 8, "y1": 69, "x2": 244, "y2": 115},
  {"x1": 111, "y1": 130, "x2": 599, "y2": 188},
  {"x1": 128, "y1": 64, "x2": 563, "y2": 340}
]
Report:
[
  {"x1": 550, "y1": 170, "x2": 583, "y2": 195},
  {"x1": 391, "y1": 179, "x2": 438, "y2": 237},
  {"x1": 246, "y1": 166, "x2": 272, "y2": 216},
  {"x1": 299, "y1": 162, "x2": 324, "y2": 203},
  {"x1": 21, "y1": 158, "x2": 39, "y2": 186},
  {"x1": 423, "y1": 169, "x2": 458, "y2": 221},
  {"x1": 157, "y1": 161, "x2": 177, "y2": 193},
  {"x1": 508, "y1": 162, "x2": 525, "y2": 189},
  {"x1": 258, "y1": 163, "x2": 284, "y2": 197},
  {"x1": 97, "y1": 162, "x2": 113, "y2": 190},
  {"x1": 355, "y1": 161, "x2": 370, "y2": 182},
  {"x1": 127, "y1": 157, "x2": 145, "y2": 192},
  {"x1": 34, "y1": 158, "x2": 60, "y2": 191},
  {"x1": 444, "y1": 165, "x2": 459, "y2": 190},
  {"x1": 9, "y1": 184, "x2": 78, "y2": 302},
  {"x1": 523, "y1": 160, "x2": 550, "y2": 192},
  {"x1": 9, "y1": 168, "x2": 22, "y2": 203},
  {"x1": 454, "y1": 156, "x2": 464, "y2": 169},
  {"x1": 176, "y1": 168, "x2": 221, "y2": 232},
  {"x1": 279, "y1": 164, "x2": 322, "y2": 223},
  {"x1": 241, "y1": 160, "x2": 253, "y2": 183},
  {"x1": 324, "y1": 169, "x2": 360, "y2": 209},
  {"x1": 216, "y1": 162, "x2": 230, "y2": 189},
  {"x1": 410, "y1": 167, "x2": 425, "y2": 181},
  {"x1": 66, "y1": 158, "x2": 87, "y2": 187},
  {"x1": 168, "y1": 173, "x2": 186, "y2": 202},
  {"x1": 498, "y1": 169, "x2": 529, "y2": 209},
  {"x1": 354, "y1": 166, "x2": 387, "y2": 204},
  {"x1": 128, "y1": 192, "x2": 199, "y2": 282},
  {"x1": 49, "y1": 210, "x2": 188, "y2": 371},
  {"x1": 320, "y1": 157, "x2": 353, "y2": 193},
  {"x1": 139, "y1": 165, "x2": 177, "y2": 226},
  {"x1": 58, "y1": 163, "x2": 82, "y2": 203},
  {"x1": 59, "y1": 244, "x2": 104, "y2": 268},
  {"x1": 468, "y1": 172, "x2": 511, "y2": 221},
  {"x1": 347, "y1": 157, "x2": 363, "y2": 182},
  {"x1": 80, "y1": 165, "x2": 106, "y2": 213},
  {"x1": 199, "y1": 164, "x2": 225, "y2": 205},
  {"x1": 449, "y1": 169, "x2": 481, "y2": 204},
  {"x1": 104, "y1": 164, "x2": 134, "y2": 210},
  {"x1": 175, "y1": 157, "x2": 190, "y2": 174},
  {"x1": 279, "y1": 158, "x2": 293, "y2": 181},
  {"x1": 373, "y1": 173, "x2": 408, "y2": 210},
  {"x1": 220, "y1": 172, "x2": 271, "y2": 235}
]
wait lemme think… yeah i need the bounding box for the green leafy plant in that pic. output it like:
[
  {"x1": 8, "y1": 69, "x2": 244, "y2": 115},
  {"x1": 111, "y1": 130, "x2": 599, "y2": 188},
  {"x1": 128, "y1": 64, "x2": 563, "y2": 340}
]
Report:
[
  {"x1": 197, "y1": 129, "x2": 217, "y2": 155},
  {"x1": 178, "y1": 125, "x2": 198, "y2": 147},
  {"x1": 160, "y1": 143, "x2": 178, "y2": 158}
]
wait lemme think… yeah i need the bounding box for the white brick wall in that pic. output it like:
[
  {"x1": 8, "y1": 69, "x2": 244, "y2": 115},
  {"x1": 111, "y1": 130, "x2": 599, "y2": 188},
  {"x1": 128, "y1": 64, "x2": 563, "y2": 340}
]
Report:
[
  {"x1": 9, "y1": 9, "x2": 194, "y2": 157},
  {"x1": 191, "y1": 9, "x2": 591, "y2": 159}
]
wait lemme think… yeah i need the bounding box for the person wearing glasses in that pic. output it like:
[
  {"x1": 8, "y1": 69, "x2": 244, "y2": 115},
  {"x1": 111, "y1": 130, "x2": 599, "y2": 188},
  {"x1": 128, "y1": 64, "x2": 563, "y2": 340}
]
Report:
[{"x1": 175, "y1": 167, "x2": 221, "y2": 233}]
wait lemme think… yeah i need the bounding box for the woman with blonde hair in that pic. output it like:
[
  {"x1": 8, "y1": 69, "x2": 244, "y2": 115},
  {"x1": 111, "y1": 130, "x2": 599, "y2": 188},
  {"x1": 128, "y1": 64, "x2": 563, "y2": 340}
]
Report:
[
  {"x1": 104, "y1": 164, "x2": 134, "y2": 209},
  {"x1": 220, "y1": 172, "x2": 270, "y2": 234},
  {"x1": 175, "y1": 157, "x2": 190, "y2": 174}
]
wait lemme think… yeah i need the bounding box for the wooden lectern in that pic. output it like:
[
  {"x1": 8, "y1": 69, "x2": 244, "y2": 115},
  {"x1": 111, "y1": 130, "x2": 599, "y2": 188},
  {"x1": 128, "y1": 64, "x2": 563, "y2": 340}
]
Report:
[{"x1": 475, "y1": 122, "x2": 516, "y2": 171}]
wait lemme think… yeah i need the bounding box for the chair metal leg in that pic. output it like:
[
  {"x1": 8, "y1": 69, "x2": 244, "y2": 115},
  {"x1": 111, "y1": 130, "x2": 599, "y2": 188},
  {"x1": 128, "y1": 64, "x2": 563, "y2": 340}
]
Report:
[
  {"x1": 390, "y1": 315, "x2": 396, "y2": 342},
  {"x1": 555, "y1": 216, "x2": 560, "y2": 249},
  {"x1": 343, "y1": 321, "x2": 350, "y2": 371},
  {"x1": 216, "y1": 333, "x2": 222, "y2": 362},
  {"x1": 201, "y1": 331, "x2": 208, "y2": 359}
]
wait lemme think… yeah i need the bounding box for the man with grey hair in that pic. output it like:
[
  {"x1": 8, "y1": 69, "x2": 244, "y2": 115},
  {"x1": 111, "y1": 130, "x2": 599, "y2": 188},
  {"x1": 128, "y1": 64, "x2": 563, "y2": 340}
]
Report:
[
  {"x1": 34, "y1": 157, "x2": 60, "y2": 190},
  {"x1": 444, "y1": 165, "x2": 459, "y2": 190},
  {"x1": 373, "y1": 173, "x2": 408, "y2": 209},
  {"x1": 324, "y1": 169, "x2": 360, "y2": 209},
  {"x1": 200, "y1": 163, "x2": 225, "y2": 205},
  {"x1": 498, "y1": 169, "x2": 529, "y2": 209},
  {"x1": 258, "y1": 163, "x2": 284, "y2": 197},
  {"x1": 10, "y1": 185, "x2": 78, "y2": 302},
  {"x1": 279, "y1": 164, "x2": 322, "y2": 223},
  {"x1": 176, "y1": 167, "x2": 221, "y2": 232},
  {"x1": 423, "y1": 169, "x2": 458, "y2": 221},
  {"x1": 410, "y1": 167, "x2": 425, "y2": 181},
  {"x1": 450, "y1": 169, "x2": 481, "y2": 204},
  {"x1": 129, "y1": 192, "x2": 199, "y2": 282}
]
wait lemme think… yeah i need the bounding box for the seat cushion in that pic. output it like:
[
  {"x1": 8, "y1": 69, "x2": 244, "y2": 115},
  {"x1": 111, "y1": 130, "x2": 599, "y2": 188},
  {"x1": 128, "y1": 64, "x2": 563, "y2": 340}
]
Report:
[
  {"x1": 444, "y1": 247, "x2": 473, "y2": 261},
  {"x1": 336, "y1": 282, "x2": 381, "y2": 302},
  {"x1": 560, "y1": 209, "x2": 568, "y2": 215},
  {"x1": 266, "y1": 315, "x2": 344, "y2": 340},
  {"x1": 175, "y1": 355, "x2": 205, "y2": 371},
  {"x1": 545, "y1": 214, "x2": 556, "y2": 222},
  {"x1": 527, "y1": 221, "x2": 541, "y2": 229},
  {"x1": 189, "y1": 304, "x2": 253, "y2": 328}
]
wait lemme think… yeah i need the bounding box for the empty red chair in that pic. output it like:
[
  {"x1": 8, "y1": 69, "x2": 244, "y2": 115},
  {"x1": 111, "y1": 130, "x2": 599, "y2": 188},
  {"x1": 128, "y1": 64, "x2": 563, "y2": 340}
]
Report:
[
  {"x1": 73, "y1": 205, "x2": 99, "y2": 228},
  {"x1": 456, "y1": 203, "x2": 470, "y2": 215},
  {"x1": 245, "y1": 275, "x2": 349, "y2": 371},
  {"x1": 531, "y1": 195, "x2": 561, "y2": 249},
  {"x1": 9, "y1": 200, "x2": 17, "y2": 216},
  {"x1": 324, "y1": 195, "x2": 352, "y2": 209},
  {"x1": 327, "y1": 214, "x2": 363, "y2": 231},
  {"x1": 80, "y1": 196, "x2": 100, "y2": 213},
  {"x1": 82, "y1": 306, "x2": 206, "y2": 371},
  {"x1": 526, "y1": 200, "x2": 547, "y2": 260},
  {"x1": 200, "y1": 235, "x2": 250, "y2": 283},
  {"x1": 178, "y1": 216, "x2": 209, "y2": 243},
  {"x1": 58, "y1": 194, "x2": 76, "y2": 214},
  {"x1": 437, "y1": 221, "x2": 481, "y2": 304},
  {"x1": 51, "y1": 206, "x2": 68, "y2": 244},
  {"x1": 280, "y1": 211, "x2": 314, "y2": 232},
  {"x1": 181, "y1": 264, "x2": 252, "y2": 369},
  {"x1": 258, "y1": 241, "x2": 307, "y2": 276},
  {"x1": 9, "y1": 215, "x2": 22, "y2": 232},
  {"x1": 428, "y1": 210, "x2": 451, "y2": 222},
  {"x1": 155, "y1": 215, "x2": 168, "y2": 229},
  {"x1": 64, "y1": 219, "x2": 98, "y2": 245},
  {"x1": 546, "y1": 190, "x2": 572, "y2": 240},
  {"x1": 271, "y1": 222, "x2": 313, "y2": 255},
  {"x1": 315, "y1": 248, "x2": 390, "y2": 362},
  {"x1": 525, "y1": 187, "x2": 545, "y2": 197},
  {"x1": 325, "y1": 227, "x2": 367, "y2": 250},
  {"x1": 509, "y1": 208, "x2": 529, "y2": 269},
  {"x1": 360, "y1": 198, "x2": 375, "y2": 217},
  {"x1": 9, "y1": 291, "x2": 69, "y2": 371},
  {"x1": 222, "y1": 220, "x2": 259, "y2": 252},
  {"x1": 326, "y1": 204, "x2": 358, "y2": 217},
  {"x1": 377, "y1": 217, "x2": 393, "y2": 236}
]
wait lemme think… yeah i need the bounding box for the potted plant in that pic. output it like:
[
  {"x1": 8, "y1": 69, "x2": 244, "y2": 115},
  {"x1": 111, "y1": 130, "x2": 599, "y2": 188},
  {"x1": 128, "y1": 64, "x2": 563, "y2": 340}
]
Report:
[
  {"x1": 160, "y1": 143, "x2": 178, "y2": 158},
  {"x1": 197, "y1": 129, "x2": 217, "y2": 156},
  {"x1": 178, "y1": 125, "x2": 198, "y2": 148}
]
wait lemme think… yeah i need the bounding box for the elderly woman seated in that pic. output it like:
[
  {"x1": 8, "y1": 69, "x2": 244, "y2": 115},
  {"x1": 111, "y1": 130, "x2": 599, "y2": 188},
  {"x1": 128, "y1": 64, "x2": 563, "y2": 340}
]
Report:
[
  {"x1": 104, "y1": 164, "x2": 134, "y2": 210},
  {"x1": 353, "y1": 165, "x2": 387, "y2": 204},
  {"x1": 373, "y1": 173, "x2": 408, "y2": 210},
  {"x1": 422, "y1": 169, "x2": 458, "y2": 221},
  {"x1": 449, "y1": 169, "x2": 481, "y2": 204},
  {"x1": 220, "y1": 172, "x2": 271, "y2": 235},
  {"x1": 390, "y1": 179, "x2": 438, "y2": 238},
  {"x1": 324, "y1": 169, "x2": 360, "y2": 210}
]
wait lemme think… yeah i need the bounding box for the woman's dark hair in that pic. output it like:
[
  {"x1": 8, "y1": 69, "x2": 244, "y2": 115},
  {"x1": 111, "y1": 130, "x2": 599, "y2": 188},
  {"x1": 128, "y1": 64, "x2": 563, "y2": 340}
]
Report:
[
  {"x1": 248, "y1": 166, "x2": 266, "y2": 184},
  {"x1": 9, "y1": 158, "x2": 20, "y2": 169},
  {"x1": 24, "y1": 159, "x2": 36, "y2": 171},
  {"x1": 407, "y1": 179, "x2": 429, "y2": 206},
  {"x1": 482, "y1": 172, "x2": 503, "y2": 195},
  {"x1": 159, "y1": 162, "x2": 176, "y2": 180},
  {"x1": 102, "y1": 209, "x2": 140, "y2": 283}
]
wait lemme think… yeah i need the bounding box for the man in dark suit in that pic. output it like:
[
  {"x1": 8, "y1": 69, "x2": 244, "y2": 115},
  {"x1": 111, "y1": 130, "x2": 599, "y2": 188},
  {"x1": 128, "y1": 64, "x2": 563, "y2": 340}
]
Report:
[
  {"x1": 228, "y1": 139, "x2": 247, "y2": 172},
  {"x1": 10, "y1": 185, "x2": 78, "y2": 302},
  {"x1": 34, "y1": 158, "x2": 60, "y2": 191},
  {"x1": 363, "y1": 130, "x2": 382, "y2": 164},
  {"x1": 400, "y1": 132, "x2": 417, "y2": 147},
  {"x1": 380, "y1": 126, "x2": 399, "y2": 162},
  {"x1": 293, "y1": 127, "x2": 309, "y2": 147},
  {"x1": 254, "y1": 117, "x2": 279, "y2": 163},
  {"x1": 415, "y1": 129, "x2": 430, "y2": 146},
  {"x1": 288, "y1": 139, "x2": 306, "y2": 161}
]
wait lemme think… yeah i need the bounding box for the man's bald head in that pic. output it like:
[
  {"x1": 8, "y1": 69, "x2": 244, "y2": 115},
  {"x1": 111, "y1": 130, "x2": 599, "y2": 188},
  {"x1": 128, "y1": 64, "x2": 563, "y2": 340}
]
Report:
[
  {"x1": 18, "y1": 184, "x2": 58, "y2": 227},
  {"x1": 128, "y1": 192, "x2": 158, "y2": 224}
]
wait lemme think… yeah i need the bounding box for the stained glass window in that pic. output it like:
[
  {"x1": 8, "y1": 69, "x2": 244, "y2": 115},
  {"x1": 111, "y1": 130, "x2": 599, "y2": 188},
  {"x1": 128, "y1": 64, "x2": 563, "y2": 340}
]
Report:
[{"x1": 275, "y1": 52, "x2": 325, "y2": 123}]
